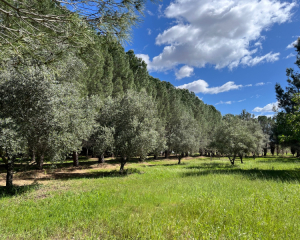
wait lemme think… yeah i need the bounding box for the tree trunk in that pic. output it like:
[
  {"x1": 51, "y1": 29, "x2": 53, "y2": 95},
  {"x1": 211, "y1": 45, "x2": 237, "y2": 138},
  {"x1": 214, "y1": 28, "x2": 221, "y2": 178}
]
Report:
[
  {"x1": 178, "y1": 156, "x2": 182, "y2": 164},
  {"x1": 120, "y1": 156, "x2": 127, "y2": 171},
  {"x1": 153, "y1": 154, "x2": 157, "y2": 160},
  {"x1": 164, "y1": 150, "x2": 169, "y2": 158},
  {"x1": 297, "y1": 151, "x2": 300, "y2": 158},
  {"x1": 139, "y1": 155, "x2": 146, "y2": 162},
  {"x1": 91, "y1": 147, "x2": 95, "y2": 158},
  {"x1": 86, "y1": 148, "x2": 89, "y2": 158},
  {"x1": 291, "y1": 147, "x2": 296, "y2": 156},
  {"x1": 228, "y1": 156, "x2": 235, "y2": 165},
  {"x1": 31, "y1": 150, "x2": 36, "y2": 162},
  {"x1": 185, "y1": 152, "x2": 189, "y2": 157},
  {"x1": 6, "y1": 158, "x2": 14, "y2": 192},
  {"x1": 239, "y1": 155, "x2": 243, "y2": 164},
  {"x1": 263, "y1": 148, "x2": 267, "y2": 156},
  {"x1": 98, "y1": 153, "x2": 105, "y2": 163},
  {"x1": 73, "y1": 151, "x2": 79, "y2": 167},
  {"x1": 271, "y1": 146, "x2": 275, "y2": 156},
  {"x1": 36, "y1": 154, "x2": 44, "y2": 170}
]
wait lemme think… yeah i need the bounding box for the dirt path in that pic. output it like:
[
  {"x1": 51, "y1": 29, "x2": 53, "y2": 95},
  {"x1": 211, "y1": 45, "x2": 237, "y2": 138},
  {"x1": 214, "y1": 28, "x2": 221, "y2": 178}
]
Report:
[{"x1": 0, "y1": 156, "x2": 199, "y2": 186}]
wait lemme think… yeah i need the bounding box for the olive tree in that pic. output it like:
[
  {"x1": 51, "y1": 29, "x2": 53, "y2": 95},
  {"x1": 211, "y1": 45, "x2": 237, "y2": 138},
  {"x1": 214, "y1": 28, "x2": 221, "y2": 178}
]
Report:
[
  {"x1": 0, "y1": 118, "x2": 25, "y2": 191},
  {"x1": 99, "y1": 91, "x2": 162, "y2": 171},
  {"x1": 0, "y1": 65, "x2": 98, "y2": 168},
  {"x1": 171, "y1": 112, "x2": 200, "y2": 164},
  {"x1": 210, "y1": 114, "x2": 265, "y2": 165}
]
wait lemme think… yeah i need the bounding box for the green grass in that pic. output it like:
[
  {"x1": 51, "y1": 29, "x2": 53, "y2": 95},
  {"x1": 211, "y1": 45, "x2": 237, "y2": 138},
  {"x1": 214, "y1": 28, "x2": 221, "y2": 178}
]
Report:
[{"x1": 1, "y1": 156, "x2": 300, "y2": 239}]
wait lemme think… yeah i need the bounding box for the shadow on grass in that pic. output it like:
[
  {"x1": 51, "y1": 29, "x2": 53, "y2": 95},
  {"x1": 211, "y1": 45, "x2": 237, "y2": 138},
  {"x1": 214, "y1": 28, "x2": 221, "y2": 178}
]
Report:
[
  {"x1": 185, "y1": 162, "x2": 233, "y2": 170},
  {"x1": 0, "y1": 183, "x2": 41, "y2": 198},
  {"x1": 20, "y1": 168, "x2": 142, "y2": 182},
  {"x1": 182, "y1": 162, "x2": 300, "y2": 182},
  {"x1": 257, "y1": 157, "x2": 300, "y2": 164},
  {"x1": 146, "y1": 162, "x2": 189, "y2": 167}
]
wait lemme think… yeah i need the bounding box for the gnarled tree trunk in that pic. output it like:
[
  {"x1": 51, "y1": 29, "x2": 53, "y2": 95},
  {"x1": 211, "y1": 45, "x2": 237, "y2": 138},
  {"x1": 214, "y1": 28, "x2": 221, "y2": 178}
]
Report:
[
  {"x1": 178, "y1": 155, "x2": 182, "y2": 164},
  {"x1": 263, "y1": 146, "x2": 267, "y2": 156},
  {"x1": 98, "y1": 153, "x2": 105, "y2": 163},
  {"x1": 120, "y1": 156, "x2": 127, "y2": 171},
  {"x1": 239, "y1": 155, "x2": 243, "y2": 163},
  {"x1": 291, "y1": 147, "x2": 296, "y2": 156},
  {"x1": 86, "y1": 148, "x2": 89, "y2": 158},
  {"x1": 228, "y1": 156, "x2": 235, "y2": 165},
  {"x1": 164, "y1": 150, "x2": 169, "y2": 159},
  {"x1": 73, "y1": 151, "x2": 79, "y2": 167},
  {"x1": 6, "y1": 158, "x2": 14, "y2": 192},
  {"x1": 36, "y1": 154, "x2": 44, "y2": 170}
]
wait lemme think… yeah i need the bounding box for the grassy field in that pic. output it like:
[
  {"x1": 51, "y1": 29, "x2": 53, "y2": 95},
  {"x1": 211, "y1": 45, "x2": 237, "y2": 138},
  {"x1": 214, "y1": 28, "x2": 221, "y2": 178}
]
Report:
[{"x1": 1, "y1": 155, "x2": 300, "y2": 239}]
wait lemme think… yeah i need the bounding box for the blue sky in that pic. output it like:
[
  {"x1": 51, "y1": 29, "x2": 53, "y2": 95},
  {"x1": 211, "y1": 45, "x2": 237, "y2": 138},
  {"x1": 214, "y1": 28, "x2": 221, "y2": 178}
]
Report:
[{"x1": 125, "y1": 0, "x2": 299, "y2": 117}]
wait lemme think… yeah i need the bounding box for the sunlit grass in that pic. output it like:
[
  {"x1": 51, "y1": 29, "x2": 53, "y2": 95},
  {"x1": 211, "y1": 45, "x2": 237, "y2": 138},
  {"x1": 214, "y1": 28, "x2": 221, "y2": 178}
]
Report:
[{"x1": 1, "y1": 156, "x2": 300, "y2": 239}]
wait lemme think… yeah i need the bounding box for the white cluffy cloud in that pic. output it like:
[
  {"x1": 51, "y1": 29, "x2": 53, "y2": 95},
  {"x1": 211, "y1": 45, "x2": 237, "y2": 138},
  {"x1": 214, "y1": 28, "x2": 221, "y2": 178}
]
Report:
[
  {"x1": 175, "y1": 65, "x2": 194, "y2": 79},
  {"x1": 177, "y1": 80, "x2": 245, "y2": 94},
  {"x1": 286, "y1": 53, "x2": 296, "y2": 59},
  {"x1": 147, "y1": 28, "x2": 152, "y2": 35},
  {"x1": 252, "y1": 102, "x2": 278, "y2": 113},
  {"x1": 256, "y1": 82, "x2": 265, "y2": 86},
  {"x1": 139, "y1": 0, "x2": 295, "y2": 72},
  {"x1": 287, "y1": 38, "x2": 299, "y2": 49}
]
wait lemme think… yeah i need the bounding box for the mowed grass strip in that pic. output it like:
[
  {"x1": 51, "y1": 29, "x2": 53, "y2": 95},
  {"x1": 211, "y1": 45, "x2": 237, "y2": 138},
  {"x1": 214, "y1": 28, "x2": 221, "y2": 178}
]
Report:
[{"x1": 1, "y1": 156, "x2": 300, "y2": 239}]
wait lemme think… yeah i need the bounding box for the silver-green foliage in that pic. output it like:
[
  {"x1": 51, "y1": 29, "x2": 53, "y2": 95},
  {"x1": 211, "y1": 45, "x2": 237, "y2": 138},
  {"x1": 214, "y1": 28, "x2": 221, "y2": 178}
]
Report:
[
  {"x1": 210, "y1": 115, "x2": 266, "y2": 164},
  {"x1": 0, "y1": 65, "x2": 98, "y2": 163},
  {"x1": 96, "y1": 90, "x2": 164, "y2": 165},
  {"x1": 0, "y1": 118, "x2": 25, "y2": 163}
]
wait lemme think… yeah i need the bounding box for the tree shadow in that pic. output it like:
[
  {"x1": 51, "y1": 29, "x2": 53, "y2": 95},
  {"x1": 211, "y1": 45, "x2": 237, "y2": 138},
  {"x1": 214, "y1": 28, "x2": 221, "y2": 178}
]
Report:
[
  {"x1": 185, "y1": 162, "x2": 233, "y2": 170},
  {"x1": 182, "y1": 162, "x2": 300, "y2": 182},
  {"x1": 257, "y1": 157, "x2": 300, "y2": 164},
  {"x1": 19, "y1": 168, "x2": 142, "y2": 182},
  {"x1": 0, "y1": 183, "x2": 41, "y2": 198},
  {"x1": 146, "y1": 162, "x2": 189, "y2": 167}
]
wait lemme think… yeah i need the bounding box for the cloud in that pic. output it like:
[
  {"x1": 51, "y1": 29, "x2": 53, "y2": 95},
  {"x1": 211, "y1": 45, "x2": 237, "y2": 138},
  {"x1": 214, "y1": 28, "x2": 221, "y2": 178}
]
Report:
[
  {"x1": 177, "y1": 80, "x2": 244, "y2": 94},
  {"x1": 147, "y1": 28, "x2": 152, "y2": 35},
  {"x1": 136, "y1": 54, "x2": 151, "y2": 66},
  {"x1": 254, "y1": 41, "x2": 263, "y2": 49},
  {"x1": 158, "y1": 4, "x2": 164, "y2": 18},
  {"x1": 216, "y1": 101, "x2": 233, "y2": 105},
  {"x1": 287, "y1": 38, "x2": 299, "y2": 49},
  {"x1": 252, "y1": 102, "x2": 278, "y2": 113},
  {"x1": 140, "y1": 0, "x2": 295, "y2": 72},
  {"x1": 147, "y1": 10, "x2": 154, "y2": 16},
  {"x1": 238, "y1": 99, "x2": 246, "y2": 102},
  {"x1": 175, "y1": 65, "x2": 194, "y2": 79},
  {"x1": 245, "y1": 84, "x2": 252, "y2": 87},
  {"x1": 286, "y1": 53, "x2": 296, "y2": 59},
  {"x1": 239, "y1": 52, "x2": 280, "y2": 67},
  {"x1": 255, "y1": 82, "x2": 265, "y2": 86}
]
